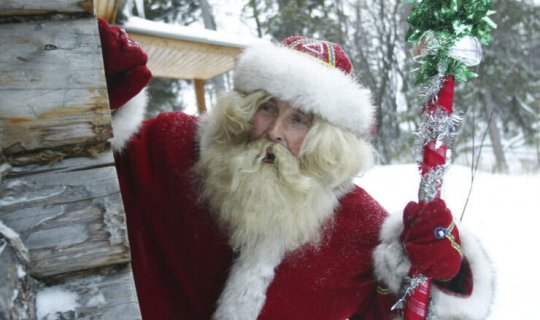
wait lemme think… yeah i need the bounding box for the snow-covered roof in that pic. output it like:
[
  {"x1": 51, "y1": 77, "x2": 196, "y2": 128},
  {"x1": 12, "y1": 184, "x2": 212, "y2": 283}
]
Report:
[
  {"x1": 124, "y1": 17, "x2": 261, "y2": 49},
  {"x1": 121, "y1": 17, "x2": 262, "y2": 80}
]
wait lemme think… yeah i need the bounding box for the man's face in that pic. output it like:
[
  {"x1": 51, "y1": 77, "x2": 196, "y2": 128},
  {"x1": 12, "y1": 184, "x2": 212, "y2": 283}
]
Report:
[{"x1": 249, "y1": 99, "x2": 313, "y2": 156}]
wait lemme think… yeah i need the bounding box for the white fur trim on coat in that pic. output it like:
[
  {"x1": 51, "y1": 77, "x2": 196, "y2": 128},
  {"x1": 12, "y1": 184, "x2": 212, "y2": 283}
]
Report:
[
  {"x1": 212, "y1": 241, "x2": 285, "y2": 320},
  {"x1": 109, "y1": 89, "x2": 148, "y2": 152},
  {"x1": 233, "y1": 40, "x2": 375, "y2": 137},
  {"x1": 372, "y1": 213, "x2": 496, "y2": 320}
]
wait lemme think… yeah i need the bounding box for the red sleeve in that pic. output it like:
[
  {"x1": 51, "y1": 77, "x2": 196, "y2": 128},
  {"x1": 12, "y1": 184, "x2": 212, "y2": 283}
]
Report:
[{"x1": 351, "y1": 283, "x2": 398, "y2": 320}]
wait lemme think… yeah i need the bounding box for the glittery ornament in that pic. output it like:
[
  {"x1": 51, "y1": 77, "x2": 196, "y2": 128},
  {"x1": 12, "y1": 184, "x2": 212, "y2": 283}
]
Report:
[
  {"x1": 405, "y1": 0, "x2": 496, "y2": 85},
  {"x1": 449, "y1": 36, "x2": 483, "y2": 67},
  {"x1": 419, "y1": 165, "x2": 448, "y2": 202}
]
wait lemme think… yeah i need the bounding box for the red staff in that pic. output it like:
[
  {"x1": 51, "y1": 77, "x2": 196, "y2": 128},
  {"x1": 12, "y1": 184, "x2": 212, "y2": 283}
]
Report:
[{"x1": 403, "y1": 75, "x2": 456, "y2": 320}]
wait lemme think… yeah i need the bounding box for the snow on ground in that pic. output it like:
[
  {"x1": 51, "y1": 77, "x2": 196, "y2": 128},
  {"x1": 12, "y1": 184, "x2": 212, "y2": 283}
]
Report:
[
  {"x1": 355, "y1": 164, "x2": 540, "y2": 320},
  {"x1": 36, "y1": 287, "x2": 79, "y2": 319}
]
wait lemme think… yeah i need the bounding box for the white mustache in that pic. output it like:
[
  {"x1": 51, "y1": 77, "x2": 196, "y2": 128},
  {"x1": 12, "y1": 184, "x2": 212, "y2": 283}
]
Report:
[{"x1": 249, "y1": 140, "x2": 292, "y2": 166}]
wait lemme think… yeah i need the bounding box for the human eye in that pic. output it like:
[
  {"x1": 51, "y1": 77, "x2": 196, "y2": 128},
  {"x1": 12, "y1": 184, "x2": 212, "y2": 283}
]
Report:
[
  {"x1": 259, "y1": 101, "x2": 277, "y2": 114},
  {"x1": 292, "y1": 112, "x2": 312, "y2": 126}
]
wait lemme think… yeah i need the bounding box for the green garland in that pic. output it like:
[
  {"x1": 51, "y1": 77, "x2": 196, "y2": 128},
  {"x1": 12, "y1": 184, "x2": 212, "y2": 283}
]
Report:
[{"x1": 404, "y1": 0, "x2": 496, "y2": 84}]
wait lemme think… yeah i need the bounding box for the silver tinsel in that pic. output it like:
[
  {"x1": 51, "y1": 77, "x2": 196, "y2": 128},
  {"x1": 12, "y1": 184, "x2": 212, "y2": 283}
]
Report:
[
  {"x1": 419, "y1": 164, "x2": 448, "y2": 202},
  {"x1": 391, "y1": 274, "x2": 429, "y2": 311},
  {"x1": 414, "y1": 107, "x2": 462, "y2": 160},
  {"x1": 420, "y1": 70, "x2": 446, "y2": 105}
]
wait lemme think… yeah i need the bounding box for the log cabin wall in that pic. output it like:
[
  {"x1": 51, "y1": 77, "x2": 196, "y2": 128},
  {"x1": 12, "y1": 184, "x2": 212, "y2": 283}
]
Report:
[{"x1": 0, "y1": 1, "x2": 142, "y2": 319}]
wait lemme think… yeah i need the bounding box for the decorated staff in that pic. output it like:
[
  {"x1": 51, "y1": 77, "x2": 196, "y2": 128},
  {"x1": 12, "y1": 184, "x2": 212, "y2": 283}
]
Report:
[{"x1": 394, "y1": 0, "x2": 496, "y2": 319}]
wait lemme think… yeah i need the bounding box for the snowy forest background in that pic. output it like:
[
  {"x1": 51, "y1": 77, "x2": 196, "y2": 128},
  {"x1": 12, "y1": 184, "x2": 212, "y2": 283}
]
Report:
[{"x1": 120, "y1": 0, "x2": 540, "y2": 175}]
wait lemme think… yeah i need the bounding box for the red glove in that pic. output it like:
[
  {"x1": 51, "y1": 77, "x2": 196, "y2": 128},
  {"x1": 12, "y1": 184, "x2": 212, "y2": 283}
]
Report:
[
  {"x1": 401, "y1": 199, "x2": 463, "y2": 280},
  {"x1": 98, "y1": 18, "x2": 152, "y2": 109}
]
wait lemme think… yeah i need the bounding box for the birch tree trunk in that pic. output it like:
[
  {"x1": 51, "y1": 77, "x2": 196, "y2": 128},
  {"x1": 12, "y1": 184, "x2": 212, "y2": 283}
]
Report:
[{"x1": 484, "y1": 88, "x2": 509, "y2": 173}]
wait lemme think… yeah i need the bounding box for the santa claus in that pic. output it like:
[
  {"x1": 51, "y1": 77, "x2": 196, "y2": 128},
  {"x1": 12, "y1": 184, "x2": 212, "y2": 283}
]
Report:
[{"x1": 99, "y1": 19, "x2": 495, "y2": 320}]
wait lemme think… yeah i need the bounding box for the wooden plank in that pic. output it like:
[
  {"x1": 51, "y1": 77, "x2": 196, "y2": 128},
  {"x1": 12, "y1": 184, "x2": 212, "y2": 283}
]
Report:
[
  {"x1": 129, "y1": 33, "x2": 241, "y2": 79},
  {"x1": 95, "y1": 0, "x2": 120, "y2": 23},
  {"x1": 36, "y1": 264, "x2": 141, "y2": 320},
  {"x1": 0, "y1": 227, "x2": 38, "y2": 320},
  {"x1": 0, "y1": 150, "x2": 131, "y2": 278},
  {"x1": 0, "y1": 0, "x2": 93, "y2": 16},
  {"x1": 0, "y1": 17, "x2": 111, "y2": 166}
]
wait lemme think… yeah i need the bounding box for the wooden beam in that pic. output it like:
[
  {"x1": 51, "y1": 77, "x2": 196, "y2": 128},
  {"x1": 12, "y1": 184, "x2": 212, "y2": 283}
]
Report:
[
  {"x1": 0, "y1": 6, "x2": 142, "y2": 318},
  {"x1": 0, "y1": 18, "x2": 111, "y2": 166},
  {"x1": 0, "y1": 222, "x2": 38, "y2": 320},
  {"x1": 0, "y1": 151, "x2": 131, "y2": 278},
  {"x1": 95, "y1": 0, "x2": 120, "y2": 23},
  {"x1": 0, "y1": 0, "x2": 94, "y2": 16},
  {"x1": 128, "y1": 33, "x2": 241, "y2": 79},
  {"x1": 194, "y1": 79, "x2": 207, "y2": 114}
]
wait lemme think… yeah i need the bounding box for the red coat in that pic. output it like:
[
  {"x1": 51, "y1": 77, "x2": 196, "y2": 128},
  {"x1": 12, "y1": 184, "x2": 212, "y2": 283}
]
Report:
[{"x1": 114, "y1": 111, "x2": 399, "y2": 319}]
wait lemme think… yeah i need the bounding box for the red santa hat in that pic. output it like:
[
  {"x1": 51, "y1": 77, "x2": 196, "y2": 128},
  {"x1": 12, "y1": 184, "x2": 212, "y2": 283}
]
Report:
[{"x1": 233, "y1": 36, "x2": 375, "y2": 137}]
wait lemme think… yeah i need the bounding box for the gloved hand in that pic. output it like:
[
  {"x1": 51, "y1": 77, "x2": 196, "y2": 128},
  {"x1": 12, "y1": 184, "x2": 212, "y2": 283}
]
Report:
[
  {"x1": 98, "y1": 18, "x2": 152, "y2": 109},
  {"x1": 401, "y1": 199, "x2": 463, "y2": 280}
]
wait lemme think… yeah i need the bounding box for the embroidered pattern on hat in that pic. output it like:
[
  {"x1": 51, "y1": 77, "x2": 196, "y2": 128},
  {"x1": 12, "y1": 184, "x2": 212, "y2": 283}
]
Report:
[{"x1": 285, "y1": 37, "x2": 348, "y2": 73}]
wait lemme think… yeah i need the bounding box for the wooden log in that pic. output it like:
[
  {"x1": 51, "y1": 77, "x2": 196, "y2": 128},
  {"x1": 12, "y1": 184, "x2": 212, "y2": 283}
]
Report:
[
  {"x1": 0, "y1": 17, "x2": 111, "y2": 166},
  {"x1": 36, "y1": 264, "x2": 142, "y2": 320},
  {"x1": 0, "y1": 5, "x2": 143, "y2": 318},
  {"x1": 0, "y1": 0, "x2": 93, "y2": 16},
  {"x1": 0, "y1": 227, "x2": 38, "y2": 320},
  {"x1": 0, "y1": 150, "x2": 131, "y2": 278}
]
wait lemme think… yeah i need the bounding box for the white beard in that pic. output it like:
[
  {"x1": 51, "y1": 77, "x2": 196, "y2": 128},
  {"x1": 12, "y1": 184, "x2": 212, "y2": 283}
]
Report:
[
  {"x1": 196, "y1": 138, "x2": 339, "y2": 320},
  {"x1": 196, "y1": 138, "x2": 338, "y2": 254}
]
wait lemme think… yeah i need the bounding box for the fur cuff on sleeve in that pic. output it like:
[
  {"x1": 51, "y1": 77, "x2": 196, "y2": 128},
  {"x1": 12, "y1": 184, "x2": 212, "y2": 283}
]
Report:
[
  {"x1": 372, "y1": 213, "x2": 496, "y2": 320},
  {"x1": 109, "y1": 88, "x2": 148, "y2": 152}
]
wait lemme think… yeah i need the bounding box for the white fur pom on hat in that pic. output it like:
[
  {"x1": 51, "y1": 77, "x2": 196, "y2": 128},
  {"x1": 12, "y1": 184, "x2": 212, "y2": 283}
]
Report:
[{"x1": 233, "y1": 36, "x2": 375, "y2": 137}]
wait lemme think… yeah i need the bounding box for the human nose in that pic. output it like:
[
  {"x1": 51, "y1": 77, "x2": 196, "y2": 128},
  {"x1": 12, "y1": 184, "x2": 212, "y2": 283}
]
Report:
[{"x1": 267, "y1": 116, "x2": 286, "y2": 146}]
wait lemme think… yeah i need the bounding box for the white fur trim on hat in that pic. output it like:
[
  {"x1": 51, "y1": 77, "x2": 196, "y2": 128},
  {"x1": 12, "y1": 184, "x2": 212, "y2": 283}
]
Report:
[
  {"x1": 233, "y1": 40, "x2": 375, "y2": 136},
  {"x1": 109, "y1": 88, "x2": 148, "y2": 152},
  {"x1": 372, "y1": 213, "x2": 496, "y2": 320}
]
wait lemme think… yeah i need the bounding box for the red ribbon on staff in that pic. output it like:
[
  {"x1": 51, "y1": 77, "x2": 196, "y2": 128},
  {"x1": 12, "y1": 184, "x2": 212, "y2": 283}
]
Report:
[{"x1": 403, "y1": 75, "x2": 455, "y2": 320}]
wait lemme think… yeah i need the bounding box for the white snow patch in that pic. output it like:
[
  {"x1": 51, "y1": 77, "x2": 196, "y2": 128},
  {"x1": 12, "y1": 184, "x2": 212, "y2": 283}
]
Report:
[
  {"x1": 16, "y1": 264, "x2": 26, "y2": 278},
  {"x1": 6, "y1": 179, "x2": 25, "y2": 188},
  {"x1": 86, "y1": 293, "x2": 106, "y2": 307},
  {"x1": 123, "y1": 16, "x2": 262, "y2": 49},
  {"x1": 11, "y1": 288, "x2": 19, "y2": 304},
  {"x1": 0, "y1": 185, "x2": 66, "y2": 206},
  {"x1": 36, "y1": 287, "x2": 79, "y2": 320}
]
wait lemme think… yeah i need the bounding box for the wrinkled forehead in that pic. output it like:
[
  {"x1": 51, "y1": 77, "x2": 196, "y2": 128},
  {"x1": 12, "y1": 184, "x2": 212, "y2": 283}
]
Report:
[{"x1": 260, "y1": 97, "x2": 314, "y2": 119}]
